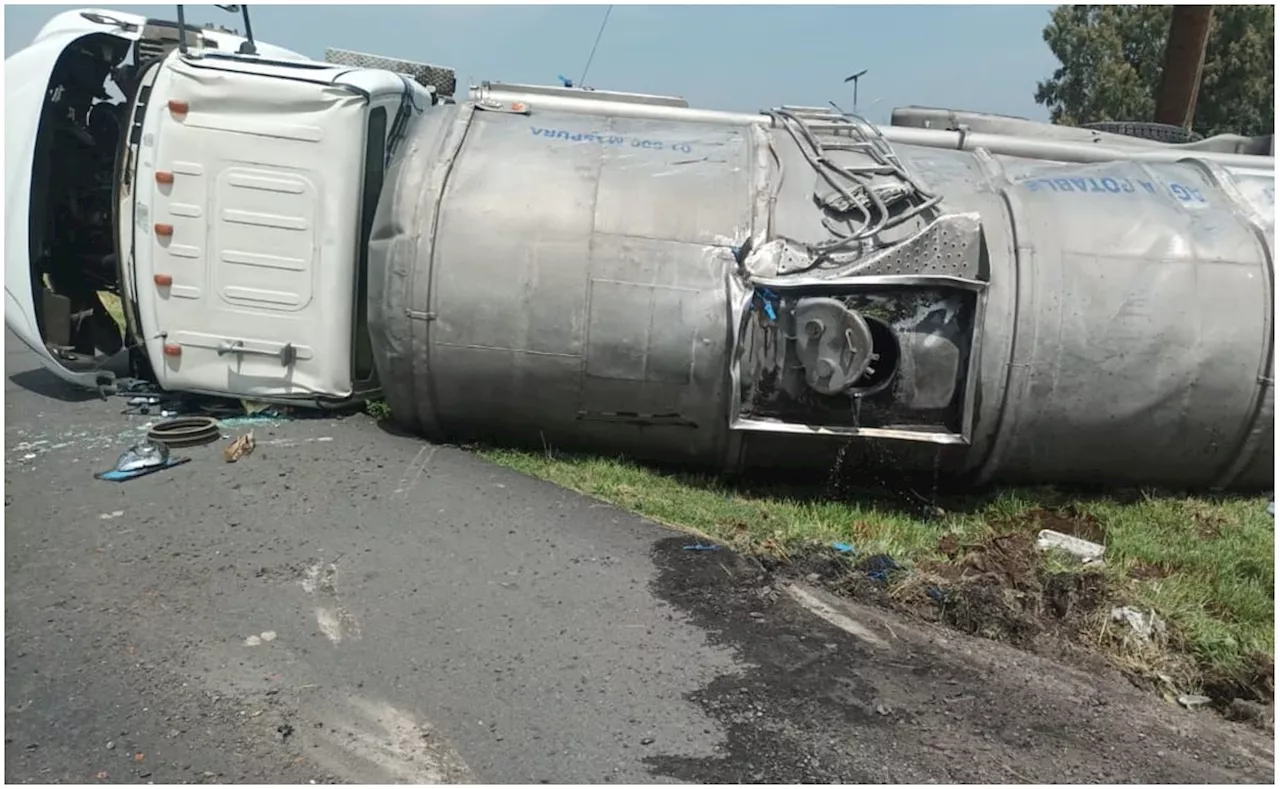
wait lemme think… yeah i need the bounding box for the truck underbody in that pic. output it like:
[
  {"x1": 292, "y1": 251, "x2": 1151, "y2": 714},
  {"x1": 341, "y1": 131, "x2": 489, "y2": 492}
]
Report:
[{"x1": 6, "y1": 8, "x2": 1275, "y2": 491}]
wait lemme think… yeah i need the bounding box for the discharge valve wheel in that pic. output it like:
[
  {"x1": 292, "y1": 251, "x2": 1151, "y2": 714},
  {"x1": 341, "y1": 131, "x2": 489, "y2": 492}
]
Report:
[{"x1": 793, "y1": 297, "x2": 877, "y2": 396}]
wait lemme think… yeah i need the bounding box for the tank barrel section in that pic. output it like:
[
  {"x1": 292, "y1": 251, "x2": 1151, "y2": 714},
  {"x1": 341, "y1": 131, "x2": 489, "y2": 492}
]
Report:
[{"x1": 368, "y1": 92, "x2": 1273, "y2": 491}]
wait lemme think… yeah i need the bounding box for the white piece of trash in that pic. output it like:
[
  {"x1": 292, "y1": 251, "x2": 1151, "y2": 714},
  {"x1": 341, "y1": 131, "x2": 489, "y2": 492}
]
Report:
[
  {"x1": 1111, "y1": 606, "x2": 1166, "y2": 642},
  {"x1": 1036, "y1": 529, "x2": 1105, "y2": 564},
  {"x1": 1177, "y1": 693, "x2": 1211, "y2": 709}
]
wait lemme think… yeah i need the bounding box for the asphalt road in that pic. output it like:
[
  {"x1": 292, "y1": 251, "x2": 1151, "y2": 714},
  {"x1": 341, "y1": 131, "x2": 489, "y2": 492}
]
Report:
[{"x1": 4, "y1": 334, "x2": 1274, "y2": 784}]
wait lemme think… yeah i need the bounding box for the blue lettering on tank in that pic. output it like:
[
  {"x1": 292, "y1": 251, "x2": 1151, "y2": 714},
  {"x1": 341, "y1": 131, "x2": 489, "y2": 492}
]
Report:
[
  {"x1": 1019, "y1": 174, "x2": 1211, "y2": 207},
  {"x1": 530, "y1": 126, "x2": 694, "y2": 153}
]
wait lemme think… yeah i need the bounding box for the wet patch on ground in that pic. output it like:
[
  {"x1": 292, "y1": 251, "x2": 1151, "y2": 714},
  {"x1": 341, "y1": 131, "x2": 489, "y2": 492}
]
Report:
[
  {"x1": 643, "y1": 537, "x2": 1273, "y2": 784},
  {"x1": 752, "y1": 505, "x2": 1273, "y2": 727}
]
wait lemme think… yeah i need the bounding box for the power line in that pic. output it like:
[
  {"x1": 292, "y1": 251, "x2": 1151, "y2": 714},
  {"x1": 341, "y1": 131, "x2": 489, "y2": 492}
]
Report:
[{"x1": 577, "y1": 5, "x2": 613, "y2": 87}]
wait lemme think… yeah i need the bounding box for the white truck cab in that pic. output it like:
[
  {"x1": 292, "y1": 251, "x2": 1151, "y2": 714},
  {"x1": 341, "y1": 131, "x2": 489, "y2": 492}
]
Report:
[{"x1": 6, "y1": 7, "x2": 439, "y2": 403}]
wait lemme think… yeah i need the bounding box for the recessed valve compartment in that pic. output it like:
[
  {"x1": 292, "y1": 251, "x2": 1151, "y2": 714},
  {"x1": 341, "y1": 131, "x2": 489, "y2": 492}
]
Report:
[{"x1": 736, "y1": 285, "x2": 978, "y2": 438}]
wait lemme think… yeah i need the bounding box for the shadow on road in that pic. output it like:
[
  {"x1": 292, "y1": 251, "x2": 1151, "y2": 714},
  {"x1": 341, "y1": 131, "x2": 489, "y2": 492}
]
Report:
[{"x1": 6, "y1": 368, "x2": 105, "y2": 404}]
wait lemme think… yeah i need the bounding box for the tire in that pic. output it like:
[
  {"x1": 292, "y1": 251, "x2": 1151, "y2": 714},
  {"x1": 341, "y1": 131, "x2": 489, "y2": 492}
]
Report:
[
  {"x1": 324, "y1": 48, "x2": 457, "y2": 97},
  {"x1": 1081, "y1": 121, "x2": 1203, "y2": 144}
]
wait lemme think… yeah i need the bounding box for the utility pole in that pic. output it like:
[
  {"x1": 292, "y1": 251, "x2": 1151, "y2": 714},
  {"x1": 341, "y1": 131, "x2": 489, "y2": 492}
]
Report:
[
  {"x1": 1154, "y1": 5, "x2": 1214, "y2": 129},
  {"x1": 844, "y1": 69, "x2": 867, "y2": 113}
]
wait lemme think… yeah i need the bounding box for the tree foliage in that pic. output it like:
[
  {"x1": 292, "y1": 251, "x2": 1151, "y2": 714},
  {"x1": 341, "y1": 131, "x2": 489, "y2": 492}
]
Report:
[{"x1": 1035, "y1": 4, "x2": 1274, "y2": 137}]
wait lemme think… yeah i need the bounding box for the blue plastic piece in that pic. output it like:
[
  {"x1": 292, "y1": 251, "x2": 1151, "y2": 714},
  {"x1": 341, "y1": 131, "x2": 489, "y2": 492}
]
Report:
[
  {"x1": 831, "y1": 541, "x2": 857, "y2": 554},
  {"x1": 861, "y1": 553, "x2": 901, "y2": 583},
  {"x1": 754, "y1": 288, "x2": 779, "y2": 322},
  {"x1": 683, "y1": 543, "x2": 721, "y2": 552},
  {"x1": 94, "y1": 456, "x2": 191, "y2": 482}
]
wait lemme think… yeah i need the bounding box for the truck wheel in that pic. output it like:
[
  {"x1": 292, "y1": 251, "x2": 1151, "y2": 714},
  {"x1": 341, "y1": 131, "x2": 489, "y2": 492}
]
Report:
[
  {"x1": 324, "y1": 48, "x2": 457, "y2": 97},
  {"x1": 1080, "y1": 121, "x2": 1203, "y2": 144}
]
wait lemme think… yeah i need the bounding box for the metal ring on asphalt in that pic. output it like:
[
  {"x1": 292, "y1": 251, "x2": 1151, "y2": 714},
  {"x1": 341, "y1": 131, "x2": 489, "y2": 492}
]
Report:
[{"x1": 147, "y1": 416, "x2": 222, "y2": 448}]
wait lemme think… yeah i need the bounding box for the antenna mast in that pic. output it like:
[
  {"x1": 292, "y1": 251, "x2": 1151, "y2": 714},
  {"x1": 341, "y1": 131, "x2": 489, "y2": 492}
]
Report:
[{"x1": 843, "y1": 69, "x2": 868, "y2": 113}]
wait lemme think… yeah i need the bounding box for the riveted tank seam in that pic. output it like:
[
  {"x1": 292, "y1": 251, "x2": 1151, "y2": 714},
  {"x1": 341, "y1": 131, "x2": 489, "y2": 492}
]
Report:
[
  {"x1": 722, "y1": 123, "x2": 779, "y2": 473},
  {"x1": 962, "y1": 149, "x2": 1008, "y2": 455},
  {"x1": 416, "y1": 103, "x2": 477, "y2": 438},
  {"x1": 972, "y1": 155, "x2": 1033, "y2": 486},
  {"x1": 575, "y1": 112, "x2": 610, "y2": 448},
  {"x1": 1180, "y1": 157, "x2": 1276, "y2": 488}
]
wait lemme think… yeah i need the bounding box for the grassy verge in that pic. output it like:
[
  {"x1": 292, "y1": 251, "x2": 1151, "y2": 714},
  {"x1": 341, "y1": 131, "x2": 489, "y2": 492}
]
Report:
[{"x1": 480, "y1": 446, "x2": 1274, "y2": 705}]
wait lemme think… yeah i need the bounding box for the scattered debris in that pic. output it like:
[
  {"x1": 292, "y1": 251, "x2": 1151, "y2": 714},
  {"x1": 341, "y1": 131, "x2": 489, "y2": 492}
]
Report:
[
  {"x1": 1036, "y1": 529, "x2": 1105, "y2": 564},
  {"x1": 682, "y1": 543, "x2": 721, "y2": 551},
  {"x1": 114, "y1": 439, "x2": 168, "y2": 472},
  {"x1": 242, "y1": 400, "x2": 275, "y2": 415},
  {"x1": 94, "y1": 440, "x2": 191, "y2": 482},
  {"x1": 1268, "y1": 500, "x2": 1275, "y2": 516},
  {"x1": 640, "y1": 737, "x2": 655, "y2": 746},
  {"x1": 120, "y1": 393, "x2": 188, "y2": 416},
  {"x1": 224, "y1": 432, "x2": 256, "y2": 463},
  {"x1": 98, "y1": 511, "x2": 124, "y2": 520},
  {"x1": 858, "y1": 553, "x2": 901, "y2": 583},
  {"x1": 218, "y1": 414, "x2": 284, "y2": 429},
  {"x1": 1111, "y1": 606, "x2": 1166, "y2": 642},
  {"x1": 875, "y1": 703, "x2": 892, "y2": 716},
  {"x1": 147, "y1": 417, "x2": 222, "y2": 448},
  {"x1": 1177, "y1": 694, "x2": 1211, "y2": 709}
]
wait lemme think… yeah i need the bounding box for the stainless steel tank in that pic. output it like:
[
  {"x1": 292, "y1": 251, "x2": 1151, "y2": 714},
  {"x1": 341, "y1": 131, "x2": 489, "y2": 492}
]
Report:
[{"x1": 368, "y1": 95, "x2": 1274, "y2": 490}]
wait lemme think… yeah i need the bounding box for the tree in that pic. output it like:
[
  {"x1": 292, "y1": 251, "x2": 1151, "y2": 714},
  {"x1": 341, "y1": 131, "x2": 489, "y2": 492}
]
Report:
[{"x1": 1034, "y1": 4, "x2": 1274, "y2": 137}]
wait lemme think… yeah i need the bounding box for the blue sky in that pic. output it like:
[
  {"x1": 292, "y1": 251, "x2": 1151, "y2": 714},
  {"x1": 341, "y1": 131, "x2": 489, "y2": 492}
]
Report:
[{"x1": 4, "y1": 4, "x2": 1060, "y2": 122}]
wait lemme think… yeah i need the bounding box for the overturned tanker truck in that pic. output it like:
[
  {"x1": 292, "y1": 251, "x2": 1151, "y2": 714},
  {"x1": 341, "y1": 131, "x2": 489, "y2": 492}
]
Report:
[{"x1": 6, "y1": 8, "x2": 1275, "y2": 490}]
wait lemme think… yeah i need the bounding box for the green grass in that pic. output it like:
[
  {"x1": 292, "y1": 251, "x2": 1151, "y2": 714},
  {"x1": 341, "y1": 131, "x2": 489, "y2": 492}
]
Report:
[
  {"x1": 481, "y1": 447, "x2": 1274, "y2": 696},
  {"x1": 365, "y1": 399, "x2": 393, "y2": 422}
]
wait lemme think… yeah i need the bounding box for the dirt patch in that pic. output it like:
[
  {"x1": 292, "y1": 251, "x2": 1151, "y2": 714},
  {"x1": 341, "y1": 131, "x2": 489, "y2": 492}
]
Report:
[
  {"x1": 1193, "y1": 511, "x2": 1227, "y2": 539},
  {"x1": 646, "y1": 537, "x2": 1275, "y2": 784},
  {"x1": 774, "y1": 532, "x2": 1111, "y2": 649},
  {"x1": 761, "y1": 529, "x2": 1273, "y2": 730},
  {"x1": 1204, "y1": 652, "x2": 1276, "y2": 706}
]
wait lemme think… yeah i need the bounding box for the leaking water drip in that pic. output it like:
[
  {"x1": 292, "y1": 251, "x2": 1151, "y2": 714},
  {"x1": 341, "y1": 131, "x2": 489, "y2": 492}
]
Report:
[{"x1": 821, "y1": 400, "x2": 946, "y2": 519}]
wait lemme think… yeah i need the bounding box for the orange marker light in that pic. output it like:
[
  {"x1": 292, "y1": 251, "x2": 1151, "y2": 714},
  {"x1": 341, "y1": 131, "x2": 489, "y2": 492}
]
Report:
[
  {"x1": 163, "y1": 343, "x2": 182, "y2": 357},
  {"x1": 154, "y1": 274, "x2": 173, "y2": 286},
  {"x1": 154, "y1": 223, "x2": 174, "y2": 237},
  {"x1": 168, "y1": 99, "x2": 189, "y2": 115},
  {"x1": 155, "y1": 171, "x2": 174, "y2": 184}
]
